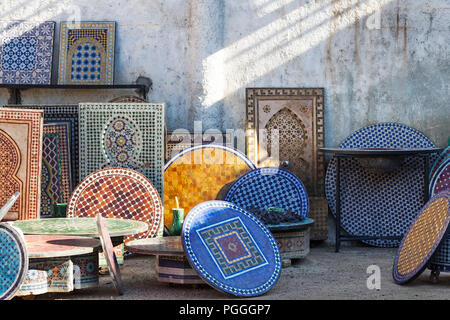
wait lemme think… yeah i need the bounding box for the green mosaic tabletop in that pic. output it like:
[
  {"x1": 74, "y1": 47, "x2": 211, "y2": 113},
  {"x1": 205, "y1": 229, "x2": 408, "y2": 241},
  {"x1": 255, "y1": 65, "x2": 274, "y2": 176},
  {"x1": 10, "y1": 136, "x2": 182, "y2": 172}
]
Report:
[{"x1": 11, "y1": 218, "x2": 148, "y2": 238}]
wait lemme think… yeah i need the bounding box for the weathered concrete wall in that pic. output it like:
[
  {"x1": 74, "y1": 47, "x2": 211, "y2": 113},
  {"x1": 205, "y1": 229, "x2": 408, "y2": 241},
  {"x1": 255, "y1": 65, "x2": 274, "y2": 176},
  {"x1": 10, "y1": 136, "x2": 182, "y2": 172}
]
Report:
[{"x1": 0, "y1": 0, "x2": 448, "y2": 146}]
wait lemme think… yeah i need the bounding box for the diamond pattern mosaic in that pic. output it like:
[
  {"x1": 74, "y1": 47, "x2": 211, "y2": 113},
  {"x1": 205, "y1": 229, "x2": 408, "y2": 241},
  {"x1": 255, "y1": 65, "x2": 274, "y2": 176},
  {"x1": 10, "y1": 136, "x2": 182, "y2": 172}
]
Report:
[
  {"x1": 393, "y1": 191, "x2": 450, "y2": 284},
  {"x1": 164, "y1": 145, "x2": 256, "y2": 227},
  {"x1": 225, "y1": 167, "x2": 309, "y2": 217},
  {"x1": 0, "y1": 223, "x2": 28, "y2": 300},
  {"x1": 58, "y1": 22, "x2": 115, "y2": 84},
  {"x1": 41, "y1": 123, "x2": 72, "y2": 218},
  {"x1": 67, "y1": 168, "x2": 162, "y2": 241},
  {"x1": 79, "y1": 103, "x2": 164, "y2": 205},
  {"x1": 0, "y1": 21, "x2": 55, "y2": 84},
  {"x1": 183, "y1": 201, "x2": 281, "y2": 297},
  {"x1": 325, "y1": 123, "x2": 436, "y2": 247},
  {"x1": 5, "y1": 105, "x2": 80, "y2": 188},
  {"x1": 0, "y1": 108, "x2": 43, "y2": 220}
]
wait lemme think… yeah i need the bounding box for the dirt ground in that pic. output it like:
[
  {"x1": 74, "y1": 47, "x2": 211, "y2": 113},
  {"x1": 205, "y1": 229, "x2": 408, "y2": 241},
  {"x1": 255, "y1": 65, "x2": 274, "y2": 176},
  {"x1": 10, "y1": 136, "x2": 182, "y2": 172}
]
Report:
[{"x1": 32, "y1": 241, "x2": 450, "y2": 300}]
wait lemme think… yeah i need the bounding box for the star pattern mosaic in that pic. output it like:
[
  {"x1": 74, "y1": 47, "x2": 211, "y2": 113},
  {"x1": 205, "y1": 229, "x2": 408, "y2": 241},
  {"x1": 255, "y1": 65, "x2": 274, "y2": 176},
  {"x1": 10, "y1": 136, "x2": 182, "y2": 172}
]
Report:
[{"x1": 0, "y1": 21, "x2": 55, "y2": 84}]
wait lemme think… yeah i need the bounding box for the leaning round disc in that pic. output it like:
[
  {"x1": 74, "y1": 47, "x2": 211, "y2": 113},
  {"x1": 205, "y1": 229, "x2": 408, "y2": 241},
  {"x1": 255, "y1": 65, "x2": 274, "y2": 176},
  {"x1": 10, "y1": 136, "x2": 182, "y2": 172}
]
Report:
[
  {"x1": 97, "y1": 215, "x2": 123, "y2": 295},
  {"x1": 393, "y1": 191, "x2": 450, "y2": 284},
  {"x1": 224, "y1": 167, "x2": 309, "y2": 217},
  {"x1": 429, "y1": 158, "x2": 449, "y2": 197},
  {"x1": 182, "y1": 201, "x2": 281, "y2": 297},
  {"x1": 67, "y1": 168, "x2": 162, "y2": 240},
  {"x1": 164, "y1": 145, "x2": 256, "y2": 227},
  {"x1": 0, "y1": 224, "x2": 28, "y2": 300},
  {"x1": 429, "y1": 147, "x2": 449, "y2": 180}
]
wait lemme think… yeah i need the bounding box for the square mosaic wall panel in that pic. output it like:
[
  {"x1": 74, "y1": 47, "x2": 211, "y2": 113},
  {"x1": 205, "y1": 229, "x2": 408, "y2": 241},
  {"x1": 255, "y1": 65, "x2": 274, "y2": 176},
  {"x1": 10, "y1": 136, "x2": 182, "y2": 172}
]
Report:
[
  {"x1": 58, "y1": 22, "x2": 115, "y2": 85},
  {"x1": 5, "y1": 105, "x2": 80, "y2": 188},
  {"x1": 0, "y1": 21, "x2": 55, "y2": 84},
  {"x1": 0, "y1": 108, "x2": 43, "y2": 220},
  {"x1": 79, "y1": 103, "x2": 165, "y2": 198},
  {"x1": 246, "y1": 88, "x2": 325, "y2": 196},
  {"x1": 41, "y1": 123, "x2": 72, "y2": 218}
]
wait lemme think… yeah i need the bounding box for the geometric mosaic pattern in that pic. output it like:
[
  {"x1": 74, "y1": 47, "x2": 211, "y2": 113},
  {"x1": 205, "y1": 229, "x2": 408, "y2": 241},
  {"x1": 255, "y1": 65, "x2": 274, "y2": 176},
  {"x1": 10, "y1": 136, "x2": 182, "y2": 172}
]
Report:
[
  {"x1": 225, "y1": 167, "x2": 309, "y2": 217},
  {"x1": 246, "y1": 88, "x2": 325, "y2": 196},
  {"x1": 393, "y1": 191, "x2": 450, "y2": 284},
  {"x1": 183, "y1": 201, "x2": 281, "y2": 297},
  {"x1": 41, "y1": 123, "x2": 72, "y2": 218},
  {"x1": 4, "y1": 105, "x2": 80, "y2": 188},
  {"x1": 164, "y1": 145, "x2": 256, "y2": 228},
  {"x1": 0, "y1": 108, "x2": 43, "y2": 220},
  {"x1": 0, "y1": 21, "x2": 55, "y2": 84},
  {"x1": 58, "y1": 22, "x2": 115, "y2": 85},
  {"x1": 325, "y1": 123, "x2": 437, "y2": 247},
  {"x1": 79, "y1": 103, "x2": 165, "y2": 210},
  {"x1": 197, "y1": 217, "x2": 268, "y2": 279},
  {"x1": 429, "y1": 159, "x2": 449, "y2": 197},
  {"x1": 0, "y1": 224, "x2": 28, "y2": 300},
  {"x1": 429, "y1": 147, "x2": 449, "y2": 180},
  {"x1": 67, "y1": 168, "x2": 162, "y2": 241}
]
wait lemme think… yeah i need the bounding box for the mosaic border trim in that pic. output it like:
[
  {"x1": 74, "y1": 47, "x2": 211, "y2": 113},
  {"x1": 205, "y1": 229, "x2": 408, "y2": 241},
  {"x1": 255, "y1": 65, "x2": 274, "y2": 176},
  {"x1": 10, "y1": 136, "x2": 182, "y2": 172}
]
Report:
[
  {"x1": 182, "y1": 200, "x2": 281, "y2": 297},
  {"x1": 58, "y1": 21, "x2": 115, "y2": 85},
  {"x1": 246, "y1": 88, "x2": 325, "y2": 195},
  {"x1": 164, "y1": 144, "x2": 256, "y2": 171}
]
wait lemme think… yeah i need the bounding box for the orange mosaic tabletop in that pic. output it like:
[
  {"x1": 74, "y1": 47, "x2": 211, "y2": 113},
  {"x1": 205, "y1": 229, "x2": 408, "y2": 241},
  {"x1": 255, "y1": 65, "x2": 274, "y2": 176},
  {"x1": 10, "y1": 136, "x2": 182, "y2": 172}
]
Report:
[
  {"x1": 67, "y1": 168, "x2": 162, "y2": 241},
  {"x1": 164, "y1": 145, "x2": 256, "y2": 227}
]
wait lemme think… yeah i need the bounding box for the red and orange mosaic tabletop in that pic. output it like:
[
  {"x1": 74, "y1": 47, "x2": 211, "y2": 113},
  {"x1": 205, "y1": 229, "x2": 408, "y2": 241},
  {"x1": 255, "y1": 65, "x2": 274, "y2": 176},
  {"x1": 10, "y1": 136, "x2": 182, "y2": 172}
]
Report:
[{"x1": 67, "y1": 168, "x2": 162, "y2": 241}]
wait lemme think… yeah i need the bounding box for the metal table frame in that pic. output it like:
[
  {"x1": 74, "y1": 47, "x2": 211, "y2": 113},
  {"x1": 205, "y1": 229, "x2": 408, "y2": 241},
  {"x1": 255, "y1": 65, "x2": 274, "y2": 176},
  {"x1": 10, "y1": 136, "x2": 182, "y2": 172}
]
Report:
[{"x1": 321, "y1": 148, "x2": 442, "y2": 252}]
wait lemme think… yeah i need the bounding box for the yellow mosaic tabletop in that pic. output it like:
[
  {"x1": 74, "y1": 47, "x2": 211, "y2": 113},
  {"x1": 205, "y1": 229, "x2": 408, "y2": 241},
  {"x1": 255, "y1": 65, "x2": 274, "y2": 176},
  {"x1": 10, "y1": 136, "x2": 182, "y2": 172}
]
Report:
[
  {"x1": 163, "y1": 145, "x2": 256, "y2": 227},
  {"x1": 393, "y1": 191, "x2": 450, "y2": 284}
]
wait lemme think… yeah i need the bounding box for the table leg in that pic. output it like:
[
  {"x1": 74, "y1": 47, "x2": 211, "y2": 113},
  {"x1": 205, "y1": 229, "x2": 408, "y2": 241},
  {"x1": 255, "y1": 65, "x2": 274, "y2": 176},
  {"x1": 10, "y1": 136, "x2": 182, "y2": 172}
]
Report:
[{"x1": 335, "y1": 157, "x2": 341, "y2": 253}]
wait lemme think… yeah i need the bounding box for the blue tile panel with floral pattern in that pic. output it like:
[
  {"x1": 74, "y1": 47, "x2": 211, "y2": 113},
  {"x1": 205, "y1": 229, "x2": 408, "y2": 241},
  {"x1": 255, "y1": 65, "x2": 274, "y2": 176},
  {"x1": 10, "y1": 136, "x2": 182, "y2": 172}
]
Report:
[{"x1": 0, "y1": 21, "x2": 55, "y2": 84}]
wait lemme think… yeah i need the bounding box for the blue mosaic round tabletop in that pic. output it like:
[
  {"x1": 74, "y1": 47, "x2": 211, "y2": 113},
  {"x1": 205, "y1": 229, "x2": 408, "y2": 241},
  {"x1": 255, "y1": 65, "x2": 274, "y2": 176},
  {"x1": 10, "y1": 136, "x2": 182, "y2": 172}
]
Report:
[
  {"x1": 224, "y1": 167, "x2": 309, "y2": 218},
  {"x1": 429, "y1": 157, "x2": 450, "y2": 197},
  {"x1": 325, "y1": 123, "x2": 437, "y2": 247},
  {"x1": 182, "y1": 201, "x2": 281, "y2": 297},
  {"x1": 393, "y1": 191, "x2": 450, "y2": 284},
  {"x1": 0, "y1": 224, "x2": 28, "y2": 300}
]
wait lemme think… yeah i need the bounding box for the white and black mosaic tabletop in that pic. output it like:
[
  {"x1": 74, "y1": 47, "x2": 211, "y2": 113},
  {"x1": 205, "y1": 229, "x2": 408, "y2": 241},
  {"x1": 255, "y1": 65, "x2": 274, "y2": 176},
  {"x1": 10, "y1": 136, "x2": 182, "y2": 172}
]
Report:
[
  {"x1": 224, "y1": 167, "x2": 309, "y2": 218},
  {"x1": 325, "y1": 123, "x2": 437, "y2": 247}
]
